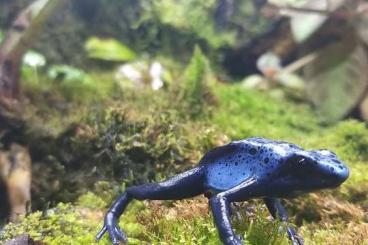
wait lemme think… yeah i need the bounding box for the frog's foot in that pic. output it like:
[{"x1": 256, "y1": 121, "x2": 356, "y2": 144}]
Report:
[
  {"x1": 263, "y1": 198, "x2": 304, "y2": 245},
  {"x1": 287, "y1": 227, "x2": 304, "y2": 245},
  {"x1": 224, "y1": 235, "x2": 243, "y2": 245},
  {"x1": 96, "y1": 212, "x2": 128, "y2": 244}
]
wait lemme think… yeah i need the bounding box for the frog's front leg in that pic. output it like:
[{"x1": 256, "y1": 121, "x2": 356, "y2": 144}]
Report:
[
  {"x1": 209, "y1": 177, "x2": 258, "y2": 245},
  {"x1": 264, "y1": 198, "x2": 304, "y2": 245}
]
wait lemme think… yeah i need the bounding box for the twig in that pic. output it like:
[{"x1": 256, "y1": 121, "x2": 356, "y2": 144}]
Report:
[{"x1": 283, "y1": 52, "x2": 318, "y2": 74}]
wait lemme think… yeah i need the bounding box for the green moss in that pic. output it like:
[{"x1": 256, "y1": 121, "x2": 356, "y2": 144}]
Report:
[
  {"x1": 144, "y1": 215, "x2": 222, "y2": 244},
  {"x1": 319, "y1": 120, "x2": 368, "y2": 161},
  {"x1": 236, "y1": 205, "x2": 289, "y2": 245},
  {"x1": 139, "y1": 201, "x2": 288, "y2": 245},
  {"x1": 77, "y1": 192, "x2": 107, "y2": 209},
  {"x1": 0, "y1": 201, "x2": 147, "y2": 245},
  {"x1": 0, "y1": 203, "x2": 107, "y2": 245},
  {"x1": 212, "y1": 84, "x2": 320, "y2": 140},
  {"x1": 6, "y1": 62, "x2": 368, "y2": 245},
  {"x1": 78, "y1": 98, "x2": 218, "y2": 182},
  {"x1": 22, "y1": 69, "x2": 120, "y2": 105},
  {"x1": 302, "y1": 221, "x2": 368, "y2": 245}
]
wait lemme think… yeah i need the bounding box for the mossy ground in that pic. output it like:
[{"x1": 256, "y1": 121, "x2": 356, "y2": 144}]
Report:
[{"x1": 1, "y1": 65, "x2": 368, "y2": 245}]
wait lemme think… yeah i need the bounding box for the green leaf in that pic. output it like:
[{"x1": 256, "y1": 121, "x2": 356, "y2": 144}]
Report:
[
  {"x1": 84, "y1": 37, "x2": 136, "y2": 62},
  {"x1": 47, "y1": 64, "x2": 88, "y2": 82}
]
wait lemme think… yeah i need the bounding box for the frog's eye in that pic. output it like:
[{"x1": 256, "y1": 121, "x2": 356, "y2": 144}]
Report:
[{"x1": 286, "y1": 155, "x2": 310, "y2": 168}]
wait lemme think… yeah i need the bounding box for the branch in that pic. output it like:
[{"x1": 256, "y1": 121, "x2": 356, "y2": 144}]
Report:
[
  {"x1": 283, "y1": 52, "x2": 318, "y2": 74},
  {"x1": 0, "y1": 0, "x2": 68, "y2": 100}
]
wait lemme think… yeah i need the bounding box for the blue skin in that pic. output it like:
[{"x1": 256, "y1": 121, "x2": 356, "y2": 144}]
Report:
[{"x1": 96, "y1": 137, "x2": 349, "y2": 245}]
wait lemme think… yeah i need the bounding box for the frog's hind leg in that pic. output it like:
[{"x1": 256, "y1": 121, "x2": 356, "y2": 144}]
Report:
[
  {"x1": 126, "y1": 165, "x2": 205, "y2": 200},
  {"x1": 96, "y1": 166, "x2": 205, "y2": 244},
  {"x1": 264, "y1": 198, "x2": 304, "y2": 245}
]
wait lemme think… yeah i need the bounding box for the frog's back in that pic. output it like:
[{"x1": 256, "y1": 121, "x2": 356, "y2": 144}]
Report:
[{"x1": 202, "y1": 137, "x2": 303, "y2": 192}]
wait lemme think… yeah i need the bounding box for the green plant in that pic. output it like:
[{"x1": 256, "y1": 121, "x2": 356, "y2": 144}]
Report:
[
  {"x1": 179, "y1": 46, "x2": 212, "y2": 117},
  {"x1": 46, "y1": 64, "x2": 101, "y2": 101},
  {"x1": 85, "y1": 37, "x2": 136, "y2": 62},
  {"x1": 21, "y1": 50, "x2": 46, "y2": 86},
  {"x1": 151, "y1": 0, "x2": 235, "y2": 49}
]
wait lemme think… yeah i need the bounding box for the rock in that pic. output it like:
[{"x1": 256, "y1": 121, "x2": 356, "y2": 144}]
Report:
[{"x1": 0, "y1": 144, "x2": 32, "y2": 222}]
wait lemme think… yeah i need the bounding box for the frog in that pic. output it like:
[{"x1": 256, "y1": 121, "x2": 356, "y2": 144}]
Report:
[{"x1": 96, "y1": 137, "x2": 349, "y2": 245}]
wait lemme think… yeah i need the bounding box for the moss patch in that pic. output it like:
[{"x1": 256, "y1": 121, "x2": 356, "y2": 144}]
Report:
[{"x1": 2, "y1": 74, "x2": 368, "y2": 244}]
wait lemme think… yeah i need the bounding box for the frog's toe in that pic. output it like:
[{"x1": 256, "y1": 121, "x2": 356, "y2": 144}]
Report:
[
  {"x1": 294, "y1": 235, "x2": 304, "y2": 245},
  {"x1": 96, "y1": 225, "x2": 125, "y2": 244},
  {"x1": 235, "y1": 234, "x2": 243, "y2": 241},
  {"x1": 114, "y1": 227, "x2": 128, "y2": 243},
  {"x1": 107, "y1": 227, "x2": 127, "y2": 244},
  {"x1": 111, "y1": 237, "x2": 119, "y2": 245},
  {"x1": 287, "y1": 228, "x2": 304, "y2": 245},
  {"x1": 96, "y1": 226, "x2": 107, "y2": 241},
  {"x1": 224, "y1": 235, "x2": 243, "y2": 245}
]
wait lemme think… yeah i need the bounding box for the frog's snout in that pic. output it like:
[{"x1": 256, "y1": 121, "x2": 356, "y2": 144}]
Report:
[
  {"x1": 332, "y1": 163, "x2": 349, "y2": 185},
  {"x1": 313, "y1": 150, "x2": 350, "y2": 187},
  {"x1": 323, "y1": 160, "x2": 350, "y2": 188}
]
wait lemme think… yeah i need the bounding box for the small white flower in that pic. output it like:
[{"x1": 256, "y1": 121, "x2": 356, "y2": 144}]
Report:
[
  {"x1": 23, "y1": 51, "x2": 46, "y2": 68},
  {"x1": 150, "y1": 61, "x2": 164, "y2": 90},
  {"x1": 115, "y1": 64, "x2": 143, "y2": 83},
  {"x1": 151, "y1": 78, "x2": 164, "y2": 90}
]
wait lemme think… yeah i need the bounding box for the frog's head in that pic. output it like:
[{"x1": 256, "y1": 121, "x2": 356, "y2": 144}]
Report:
[{"x1": 278, "y1": 149, "x2": 349, "y2": 194}]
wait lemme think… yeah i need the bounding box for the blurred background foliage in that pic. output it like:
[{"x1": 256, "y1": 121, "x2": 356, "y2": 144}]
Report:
[
  {"x1": 1, "y1": 0, "x2": 368, "y2": 244},
  {"x1": 2, "y1": 0, "x2": 368, "y2": 123},
  {"x1": 0, "y1": 0, "x2": 269, "y2": 65}
]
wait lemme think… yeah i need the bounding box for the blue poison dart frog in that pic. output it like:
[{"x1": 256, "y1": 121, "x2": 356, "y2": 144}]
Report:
[{"x1": 96, "y1": 137, "x2": 349, "y2": 245}]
